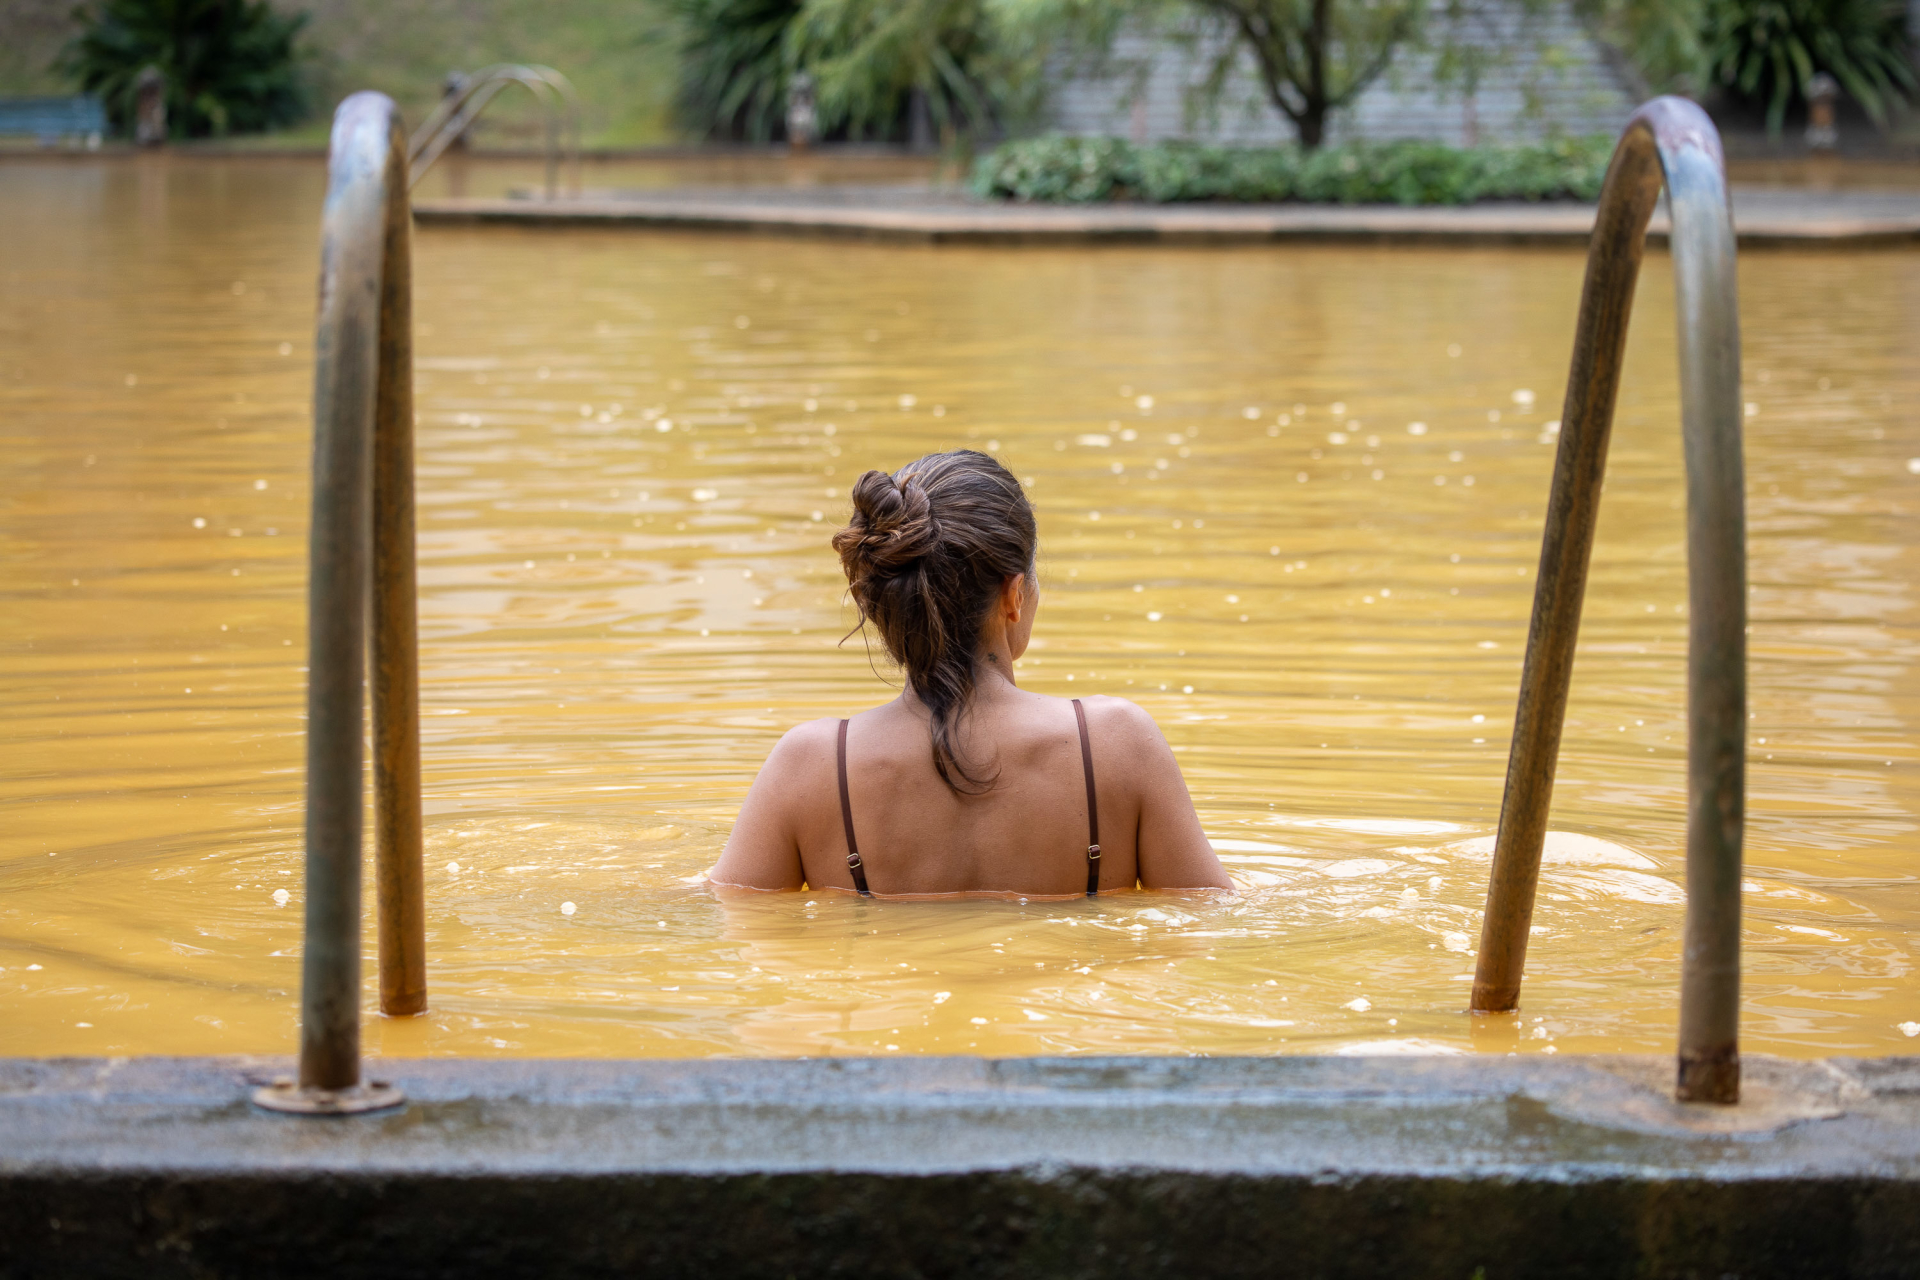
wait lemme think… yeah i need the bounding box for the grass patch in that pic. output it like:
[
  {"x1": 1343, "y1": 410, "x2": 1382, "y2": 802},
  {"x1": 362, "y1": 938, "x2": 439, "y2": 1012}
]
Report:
[{"x1": 0, "y1": 0, "x2": 681, "y2": 147}]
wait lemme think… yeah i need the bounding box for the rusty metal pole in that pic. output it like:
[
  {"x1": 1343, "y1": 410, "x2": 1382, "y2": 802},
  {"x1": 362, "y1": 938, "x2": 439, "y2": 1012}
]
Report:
[
  {"x1": 373, "y1": 109, "x2": 428, "y2": 1021},
  {"x1": 1468, "y1": 97, "x2": 1746, "y2": 1105},
  {"x1": 256, "y1": 90, "x2": 421, "y2": 1115},
  {"x1": 1667, "y1": 108, "x2": 1747, "y2": 1105}
]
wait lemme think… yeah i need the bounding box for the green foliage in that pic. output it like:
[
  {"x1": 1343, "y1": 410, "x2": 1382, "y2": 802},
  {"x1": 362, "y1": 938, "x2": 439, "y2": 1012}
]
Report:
[
  {"x1": 787, "y1": 0, "x2": 1000, "y2": 139},
  {"x1": 57, "y1": 0, "x2": 308, "y2": 137},
  {"x1": 667, "y1": 0, "x2": 1106, "y2": 142},
  {"x1": 1156, "y1": 1, "x2": 1585, "y2": 149},
  {"x1": 664, "y1": 0, "x2": 1591, "y2": 151},
  {"x1": 1575, "y1": 0, "x2": 1707, "y2": 93},
  {"x1": 971, "y1": 132, "x2": 1613, "y2": 203},
  {"x1": 663, "y1": 0, "x2": 801, "y2": 142},
  {"x1": 1166, "y1": 0, "x2": 1428, "y2": 148},
  {"x1": 1703, "y1": 0, "x2": 1915, "y2": 132},
  {"x1": 292, "y1": 0, "x2": 682, "y2": 149}
]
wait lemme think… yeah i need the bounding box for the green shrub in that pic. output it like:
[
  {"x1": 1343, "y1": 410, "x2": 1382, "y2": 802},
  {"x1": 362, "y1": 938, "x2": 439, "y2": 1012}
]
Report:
[
  {"x1": 787, "y1": 0, "x2": 1011, "y2": 143},
  {"x1": 970, "y1": 135, "x2": 1613, "y2": 205},
  {"x1": 1703, "y1": 0, "x2": 1915, "y2": 134},
  {"x1": 1577, "y1": 0, "x2": 1708, "y2": 95},
  {"x1": 58, "y1": 0, "x2": 308, "y2": 139},
  {"x1": 665, "y1": 0, "x2": 1036, "y2": 144},
  {"x1": 663, "y1": 0, "x2": 803, "y2": 142}
]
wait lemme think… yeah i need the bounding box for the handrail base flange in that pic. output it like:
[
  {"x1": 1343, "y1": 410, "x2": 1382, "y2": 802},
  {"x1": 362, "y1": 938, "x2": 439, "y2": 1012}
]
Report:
[{"x1": 252, "y1": 1077, "x2": 406, "y2": 1116}]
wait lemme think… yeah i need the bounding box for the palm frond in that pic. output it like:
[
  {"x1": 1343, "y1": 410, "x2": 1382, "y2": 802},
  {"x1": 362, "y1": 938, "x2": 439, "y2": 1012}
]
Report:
[
  {"x1": 1704, "y1": 0, "x2": 1914, "y2": 134},
  {"x1": 662, "y1": 0, "x2": 803, "y2": 141}
]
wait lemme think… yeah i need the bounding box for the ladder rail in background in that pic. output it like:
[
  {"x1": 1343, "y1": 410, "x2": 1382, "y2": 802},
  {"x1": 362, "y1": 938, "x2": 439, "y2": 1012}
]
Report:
[
  {"x1": 1469, "y1": 96, "x2": 1747, "y2": 1105},
  {"x1": 407, "y1": 64, "x2": 582, "y2": 198}
]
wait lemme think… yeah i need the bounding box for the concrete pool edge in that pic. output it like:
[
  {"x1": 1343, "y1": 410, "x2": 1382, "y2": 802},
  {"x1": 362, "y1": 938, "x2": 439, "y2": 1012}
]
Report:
[
  {"x1": 409, "y1": 195, "x2": 1920, "y2": 248},
  {"x1": 3, "y1": 1054, "x2": 1918, "y2": 1277}
]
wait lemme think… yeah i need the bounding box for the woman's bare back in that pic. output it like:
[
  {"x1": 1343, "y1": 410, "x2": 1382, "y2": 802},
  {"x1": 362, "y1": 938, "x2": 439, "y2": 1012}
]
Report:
[{"x1": 714, "y1": 681, "x2": 1229, "y2": 896}]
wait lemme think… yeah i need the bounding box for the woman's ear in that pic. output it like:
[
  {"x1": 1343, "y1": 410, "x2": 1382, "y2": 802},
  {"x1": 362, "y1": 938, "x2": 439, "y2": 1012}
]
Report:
[{"x1": 1002, "y1": 573, "x2": 1026, "y2": 623}]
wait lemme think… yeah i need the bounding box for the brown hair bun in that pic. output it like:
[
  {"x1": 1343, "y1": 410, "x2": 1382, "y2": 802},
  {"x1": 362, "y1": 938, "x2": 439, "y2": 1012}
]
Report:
[{"x1": 840, "y1": 469, "x2": 940, "y2": 575}]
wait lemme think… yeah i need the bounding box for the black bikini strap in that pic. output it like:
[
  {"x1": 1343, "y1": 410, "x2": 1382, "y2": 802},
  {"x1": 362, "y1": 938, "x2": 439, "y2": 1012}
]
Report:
[
  {"x1": 837, "y1": 719, "x2": 870, "y2": 896},
  {"x1": 1073, "y1": 698, "x2": 1100, "y2": 896}
]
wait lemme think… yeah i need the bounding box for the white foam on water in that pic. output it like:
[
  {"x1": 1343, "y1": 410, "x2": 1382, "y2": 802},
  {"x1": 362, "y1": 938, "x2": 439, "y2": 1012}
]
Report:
[
  {"x1": 1332, "y1": 1037, "x2": 1467, "y2": 1056},
  {"x1": 1319, "y1": 859, "x2": 1401, "y2": 879},
  {"x1": 1267, "y1": 816, "x2": 1468, "y2": 837},
  {"x1": 1443, "y1": 831, "x2": 1658, "y2": 870}
]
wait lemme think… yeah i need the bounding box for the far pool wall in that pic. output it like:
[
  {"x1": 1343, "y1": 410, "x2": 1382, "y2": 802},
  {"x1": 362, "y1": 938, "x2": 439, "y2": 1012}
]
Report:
[{"x1": 5, "y1": 1054, "x2": 1920, "y2": 1278}]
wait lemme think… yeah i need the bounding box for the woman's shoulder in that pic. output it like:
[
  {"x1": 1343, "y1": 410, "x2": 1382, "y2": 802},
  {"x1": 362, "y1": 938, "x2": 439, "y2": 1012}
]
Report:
[
  {"x1": 762, "y1": 717, "x2": 842, "y2": 773},
  {"x1": 1029, "y1": 691, "x2": 1164, "y2": 749},
  {"x1": 1052, "y1": 690, "x2": 1152, "y2": 729},
  {"x1": 771, "y1": 708, "x2": 907, "y2": 759}
]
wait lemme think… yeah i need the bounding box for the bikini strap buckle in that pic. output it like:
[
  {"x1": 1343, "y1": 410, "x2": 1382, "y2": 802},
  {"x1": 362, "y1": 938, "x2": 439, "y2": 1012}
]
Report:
[
  {"x1": 847, "y1": 852, "x2": 864, "y2": 870},
  {"x1": 1087, "y1": 844, "x2": 1101, "y2": 860}
]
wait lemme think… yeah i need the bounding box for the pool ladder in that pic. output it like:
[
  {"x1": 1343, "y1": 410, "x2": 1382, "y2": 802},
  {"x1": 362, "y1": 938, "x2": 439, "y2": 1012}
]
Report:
[
  {"x1": 258, "y1": 93, "x2": 1746, "y2": 1114},
  {"x1": 1471, "y1": 98, "x2": 1746, "y2": 1104},
  {"x1": 407, "y1": 64, "x2": 582, "y2": 198},
  {"x1": 254, "y1": 93, "x2": 423, "y2": 1115}
]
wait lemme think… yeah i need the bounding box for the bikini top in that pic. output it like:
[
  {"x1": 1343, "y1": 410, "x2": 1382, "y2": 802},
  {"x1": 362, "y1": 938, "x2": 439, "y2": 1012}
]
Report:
[{"x1": 835, "y1": 698, "x2": 1102, "y2": 898}]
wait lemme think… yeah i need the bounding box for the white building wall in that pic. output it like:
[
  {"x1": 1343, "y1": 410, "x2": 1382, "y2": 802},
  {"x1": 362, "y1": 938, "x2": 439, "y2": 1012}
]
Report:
[{"x1": 1042, "y1": 1, "x2": 1639, "y2": 147}]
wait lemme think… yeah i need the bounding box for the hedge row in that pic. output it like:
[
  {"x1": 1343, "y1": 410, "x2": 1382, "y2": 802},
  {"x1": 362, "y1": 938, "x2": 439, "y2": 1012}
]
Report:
[{"x1": 969, "y1": 135, "x2": 1615, "y2": 205}]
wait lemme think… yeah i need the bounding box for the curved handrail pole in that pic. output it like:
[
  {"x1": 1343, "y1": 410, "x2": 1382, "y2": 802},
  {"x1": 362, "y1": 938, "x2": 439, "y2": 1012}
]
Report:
[
  {"x1": 1667, "y1": 115, "x2": 1746, "y2": 1106},
  {"x1": 298, "y1": 92, "x2": 387, "y2": 1095},
  {"x1": 1468, "y1": 97, "x2": 1745, "y2": 1105},
  {"x1": 1468, "y1": 117, "x2": 1664, "y2": 1019},
  {"x1": 258, "y1": 90, "x2": 422, "y2": 1115},
  {"x1": 525, "y1": 65, "x2": 584, "y2": 196}
]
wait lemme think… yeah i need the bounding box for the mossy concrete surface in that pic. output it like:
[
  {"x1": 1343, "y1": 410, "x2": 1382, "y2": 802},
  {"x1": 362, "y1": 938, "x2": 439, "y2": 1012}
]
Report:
[{"x1": 3, "y1": 1053, "x2": 1918, "y2": 1278}]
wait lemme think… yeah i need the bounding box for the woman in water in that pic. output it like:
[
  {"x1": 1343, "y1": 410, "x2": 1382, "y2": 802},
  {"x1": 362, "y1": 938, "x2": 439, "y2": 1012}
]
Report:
[{"x1": 712, "y1": 449, "x2": 1231, "y2": 897}]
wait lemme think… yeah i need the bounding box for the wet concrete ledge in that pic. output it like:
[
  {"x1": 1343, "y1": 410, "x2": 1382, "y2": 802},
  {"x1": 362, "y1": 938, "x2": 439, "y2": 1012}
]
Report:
[
  {"x1": 3, "y1": 1053, "x2": 1919, "y2": 1279},
  {"x1": 410, "y1": 189, "x2": 1920, "y2": 248}
]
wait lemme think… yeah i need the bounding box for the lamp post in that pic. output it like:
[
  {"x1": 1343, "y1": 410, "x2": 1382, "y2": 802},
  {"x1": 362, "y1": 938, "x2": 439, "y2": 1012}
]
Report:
[{"x1": 1805, "y1": 73, "x2": 1839, "y2": 153}]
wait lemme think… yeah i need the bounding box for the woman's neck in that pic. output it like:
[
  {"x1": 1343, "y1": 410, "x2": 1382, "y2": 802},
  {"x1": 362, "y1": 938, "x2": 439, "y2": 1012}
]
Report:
[
  {"x1": 897, "y1": 649, "x2": 1019, "y2": 719},
  {"x1": 975, "y1": 648, "x2": 1019, "y2": 695}
]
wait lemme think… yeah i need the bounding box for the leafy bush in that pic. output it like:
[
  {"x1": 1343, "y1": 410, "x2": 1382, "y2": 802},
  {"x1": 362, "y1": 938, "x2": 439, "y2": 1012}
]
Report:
[
  {"x1": 664, "y1": 0, "x2": 803, "y2": 142},
  {"x1": 58, "y1": 0, "x2": 308, "y2": 139},
  {"x1": 788, "y1": 0, "x2": 1001, "y2": 141},
  {"x1": 1576, "y1": 0, "x2": 1708, "y2": 95},
  {"x1": 970, "y1": 134, "x2": 1614, "y2": 205},
  {"x1": 1703, "y1": 0, "x2": 1915, "y2": 134},
  {"x1": 667, "y1": 0, "x2": 1041, "y2": 143}
]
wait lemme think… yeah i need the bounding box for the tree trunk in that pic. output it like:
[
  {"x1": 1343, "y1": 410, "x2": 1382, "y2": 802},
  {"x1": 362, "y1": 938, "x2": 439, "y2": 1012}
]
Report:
[
  {"x1": 1297, "y1": 108, "x2": 1325, "y2": 149},
  {"x1": 1301, "y1": 0, "x2": 1330, "y2": 150}
]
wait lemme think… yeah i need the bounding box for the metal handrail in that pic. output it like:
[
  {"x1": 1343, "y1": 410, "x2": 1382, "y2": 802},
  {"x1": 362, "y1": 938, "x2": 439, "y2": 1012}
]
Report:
[
  {"x1": 1469, "y1": 97, "x2": 1746, "y2": 1105},
  {"x1": 254, "y1": 91, "x2": 425, "y2": 1116},
  {"x1": 406, "y1": 64, "x2": 582, "y2": 198}
]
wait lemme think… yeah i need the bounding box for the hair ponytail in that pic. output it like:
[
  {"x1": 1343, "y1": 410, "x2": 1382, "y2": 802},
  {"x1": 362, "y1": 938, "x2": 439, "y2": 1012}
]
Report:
[{"x1": 832, "y1": 450, "x2": 1037, "y2": 792}]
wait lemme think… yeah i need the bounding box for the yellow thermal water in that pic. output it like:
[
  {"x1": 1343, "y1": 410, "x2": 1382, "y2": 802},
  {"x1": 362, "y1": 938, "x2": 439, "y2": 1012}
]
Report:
[{"x1": 3, "y1": 155, "x2": 1918, "y2": 1061}]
